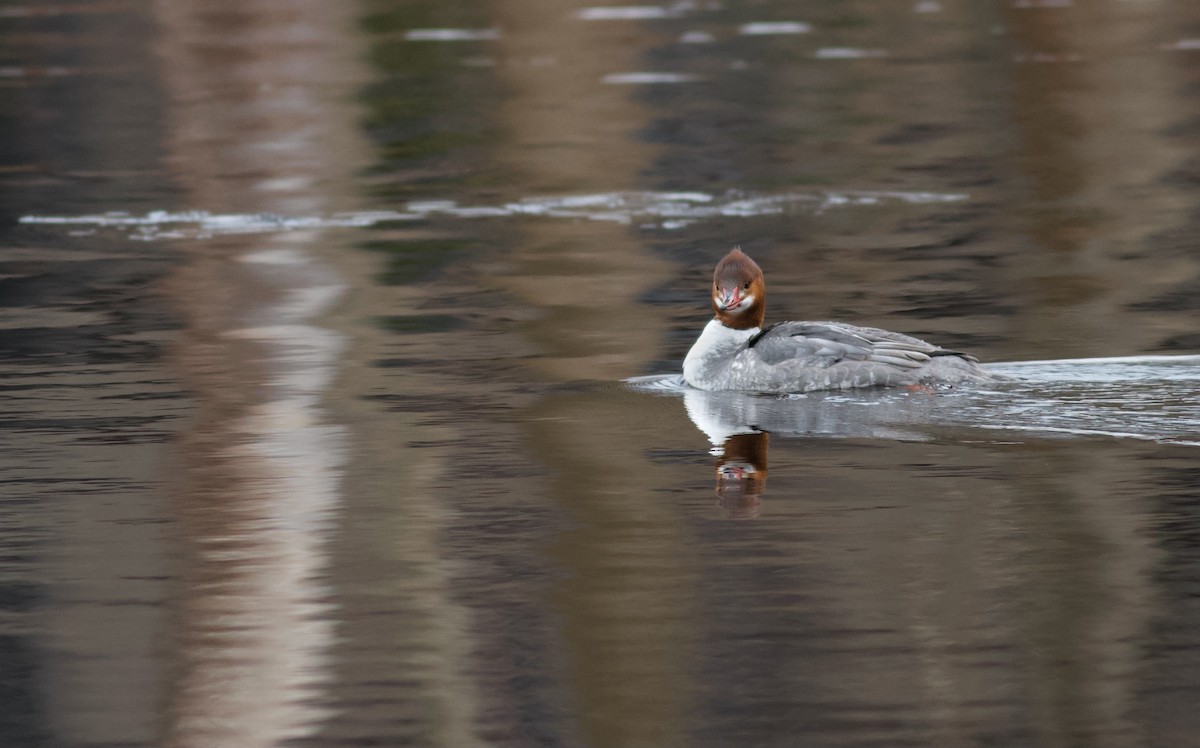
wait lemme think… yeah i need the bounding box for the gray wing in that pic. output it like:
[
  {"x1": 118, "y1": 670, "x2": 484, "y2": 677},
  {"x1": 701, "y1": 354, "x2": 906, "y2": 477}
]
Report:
[{"x1": 748, "y1": 320, "x2": 971, "y2": 370}]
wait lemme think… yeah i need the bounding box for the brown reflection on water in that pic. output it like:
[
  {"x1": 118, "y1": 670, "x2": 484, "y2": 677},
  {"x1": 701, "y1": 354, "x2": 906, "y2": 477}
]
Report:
[
  {"x1": 684, "y1": 430, "x2": 1162, "y2": 747},
  {"x1": 1004, "y1": 2, "x2": 1200, "y2": 353},
  {"x1": 10, "y1": 0, "x2": 1200, "y2": 744},
  {"x1": 1010, "y1": 447, "x2": 1157, "y2": 748},
  {"x1": 0, "y1": 5, "x2": 180, "y2": 746},
  {"x1": 526, "y1": 390, "x2": 703, "y2": 748},
  {"x1": 489, "y1": 0, "x2": 673, "y2": 382},
  {"x1": 316, "y1": 249, "x2": 493, "y2": 745},
  {"x1": 714, "y1": 432, "x2": 768, "y2": 520},
  {"x1": 150, "y1": 2, "x2": 363, "y2": 745},
  {"x1": 489, "y1": 5, "x2": 688, "y2": 747}
]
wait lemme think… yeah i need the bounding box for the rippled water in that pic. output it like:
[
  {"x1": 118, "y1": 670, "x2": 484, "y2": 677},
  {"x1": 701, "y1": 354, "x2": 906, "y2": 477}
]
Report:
[
  {"x1": 5, "y1": 1, "x2": 1200, "y2": 747},
  {"x1": 631, "y1": 354, "x2": 1200, "y2": 446},
  {"x1": 18, "y1": 188, "x2": 969, "y2": 236}
]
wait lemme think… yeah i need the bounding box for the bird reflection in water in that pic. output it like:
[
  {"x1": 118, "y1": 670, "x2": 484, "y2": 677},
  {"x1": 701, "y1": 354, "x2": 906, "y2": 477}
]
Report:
[
  {"x1": 714, "y1": 431, "x2": 768, "y2": 519},
  {"x1": 682, "y1": 385, "x2": 937, "y2": 519}
]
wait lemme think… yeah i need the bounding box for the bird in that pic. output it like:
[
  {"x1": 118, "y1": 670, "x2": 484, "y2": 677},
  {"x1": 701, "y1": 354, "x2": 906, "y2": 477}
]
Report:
[{"x1": 682, "y1": 247, "x2": 997, "y2": 392}]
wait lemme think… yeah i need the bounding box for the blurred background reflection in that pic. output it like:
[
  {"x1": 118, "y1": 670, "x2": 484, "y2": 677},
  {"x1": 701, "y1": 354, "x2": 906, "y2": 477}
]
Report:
[{"x1": 3, "y1": 1, "x2": 1200, "y2": 747}]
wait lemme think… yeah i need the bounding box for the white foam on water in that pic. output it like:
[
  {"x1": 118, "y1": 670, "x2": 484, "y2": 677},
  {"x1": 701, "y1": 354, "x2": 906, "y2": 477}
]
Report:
[
  {"x1": 814, "y1": 48, "x2": 888, "y2": 60},
  {"x1": 403, "y1": 28, "x2": 499, "y2": 41},
  {"x1": 1014, "y1": 52, "x2": 1083, "y2": 64},
  {"x1": 1161, "y1": 39, "x2": 1200, "y2": 51},
  {"x1": 739, "y1": 22, "x2": 811, "y2": 35},
  {"x1": 19, "y1": 189, "x2": 970, "y2": 238},
  {"x1": 990, "y1": 354, "x2": 1200, "y2": 382},
  {"x1": 578, "y1": 1, "x2": 709, "y2": 21},
  {"x1": 602, "y1": 72, "x2": 702, "y2": 84},
  {"x1": 578, "y1": 6, "x2": 673, "y2": 20},
  {"x1": 975, "y1": 423, "x2": 1200, "y2": 448}
]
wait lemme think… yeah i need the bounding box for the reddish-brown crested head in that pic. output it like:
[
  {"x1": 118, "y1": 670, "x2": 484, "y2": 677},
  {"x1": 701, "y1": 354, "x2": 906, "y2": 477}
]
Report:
[{"x1": 710, "y1": 247, "x2": 765, "y2": 330}]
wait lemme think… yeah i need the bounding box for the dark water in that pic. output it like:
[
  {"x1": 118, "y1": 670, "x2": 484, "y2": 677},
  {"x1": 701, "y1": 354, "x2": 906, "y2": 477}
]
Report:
[{"x1": 5, "y1": 1, "x2": 1200, "y2": 746}]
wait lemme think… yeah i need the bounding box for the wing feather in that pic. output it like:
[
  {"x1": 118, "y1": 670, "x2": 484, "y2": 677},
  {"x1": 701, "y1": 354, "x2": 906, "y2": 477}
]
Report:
[{"x1": 747, "y1": 320, "x2": 955, "y2": 372}]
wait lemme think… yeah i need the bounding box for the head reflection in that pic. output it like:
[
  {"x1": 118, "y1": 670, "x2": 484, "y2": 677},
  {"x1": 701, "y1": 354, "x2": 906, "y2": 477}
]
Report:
[
  {"x1": 714, "y1": 431, "x2": 768, "y2": 519},
  {"x1": 681, "y1": 384, "x2": 937, "y2": 519}
]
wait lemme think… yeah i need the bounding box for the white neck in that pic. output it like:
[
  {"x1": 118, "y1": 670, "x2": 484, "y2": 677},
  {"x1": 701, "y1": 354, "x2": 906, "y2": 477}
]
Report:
[{"x1": 683, "y1": 318, "x2": 760, "y2": 389}]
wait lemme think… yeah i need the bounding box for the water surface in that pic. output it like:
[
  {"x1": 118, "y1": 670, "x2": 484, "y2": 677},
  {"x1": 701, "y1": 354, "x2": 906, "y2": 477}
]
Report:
[{"x1": 4, "y1": 1, "x2": 1200, "y2": 747}]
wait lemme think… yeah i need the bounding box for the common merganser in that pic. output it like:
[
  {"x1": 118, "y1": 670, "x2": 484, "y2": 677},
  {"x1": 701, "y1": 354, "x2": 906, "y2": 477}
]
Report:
[{"x1": 682, "y1": 248, "x2": 997, "y2": 392}]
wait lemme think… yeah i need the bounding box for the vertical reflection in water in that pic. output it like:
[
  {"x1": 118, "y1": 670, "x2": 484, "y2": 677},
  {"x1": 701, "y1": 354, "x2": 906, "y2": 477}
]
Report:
[
  {"x1": 1006, "y1": 447, "x2": 1158, "y2": 748},
  {"x1": 0, "y1": 4, "x2": 181, "y2": 745},
  {"x1": 998, "y1": 10, "x2": 1183, "y2": 735},
  {"x1": 1005, "y1": 3, "x2": 1196, "y2": 352},
  {"x1": 150, "y1": 2, "x2": 362, "y2": 745},
  {"x1": 489, "y1": 3, "x2": 686, "y2": 746},
  {"x1": 166, "y1": 236, "x2": 345, "y2": 748}
]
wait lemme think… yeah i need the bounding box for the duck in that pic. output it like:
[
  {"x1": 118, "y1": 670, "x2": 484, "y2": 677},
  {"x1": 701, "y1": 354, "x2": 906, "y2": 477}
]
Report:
[{"x1": 682, "y1": 248, "x2": 997, "y2": 392}]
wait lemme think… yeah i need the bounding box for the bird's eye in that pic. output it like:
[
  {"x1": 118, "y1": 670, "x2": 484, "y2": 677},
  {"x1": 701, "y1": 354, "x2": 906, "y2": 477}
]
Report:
[{"x1": 743, "y1": 282, "x2": 750, "y2": 290}]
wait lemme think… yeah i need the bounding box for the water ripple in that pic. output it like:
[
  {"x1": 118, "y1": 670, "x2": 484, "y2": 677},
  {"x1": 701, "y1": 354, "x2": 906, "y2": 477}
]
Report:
[
  {"x1": 19, "y1": 188, "x2": 970, "y2": 239},
  {"x1": 628, "y1": 355, "x2": 1200, "y2": 447}
]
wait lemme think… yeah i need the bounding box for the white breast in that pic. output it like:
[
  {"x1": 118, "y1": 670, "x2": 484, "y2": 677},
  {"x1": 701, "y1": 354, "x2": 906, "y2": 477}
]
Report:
[{"x1": 683, "y1": 319, "x2": 759, "y2": 390}]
